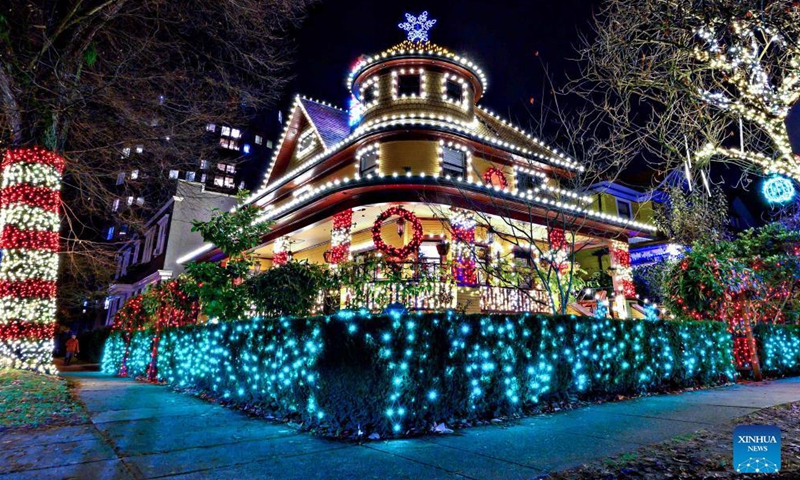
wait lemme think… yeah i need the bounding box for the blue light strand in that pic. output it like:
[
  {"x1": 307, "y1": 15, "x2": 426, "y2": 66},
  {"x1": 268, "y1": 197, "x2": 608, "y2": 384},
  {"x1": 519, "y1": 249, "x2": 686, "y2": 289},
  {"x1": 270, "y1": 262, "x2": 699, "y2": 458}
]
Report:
[{"x1": 101, "y1": 312, "x2": 766, "y2": 438}]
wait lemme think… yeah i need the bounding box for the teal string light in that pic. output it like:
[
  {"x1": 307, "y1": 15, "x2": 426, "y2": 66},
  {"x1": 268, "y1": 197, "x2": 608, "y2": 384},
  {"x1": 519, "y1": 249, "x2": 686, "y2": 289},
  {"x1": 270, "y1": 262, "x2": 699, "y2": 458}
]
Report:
[{"x1": 99, "y1": 312, "x2": 796, "y2": 438}]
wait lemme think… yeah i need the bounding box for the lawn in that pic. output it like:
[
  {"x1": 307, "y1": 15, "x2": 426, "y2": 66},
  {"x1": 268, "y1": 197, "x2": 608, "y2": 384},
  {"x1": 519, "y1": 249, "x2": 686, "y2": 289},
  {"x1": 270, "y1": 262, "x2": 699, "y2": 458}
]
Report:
[{"x1": 0, "y1": 368, "x2": 87, "y2": 430}]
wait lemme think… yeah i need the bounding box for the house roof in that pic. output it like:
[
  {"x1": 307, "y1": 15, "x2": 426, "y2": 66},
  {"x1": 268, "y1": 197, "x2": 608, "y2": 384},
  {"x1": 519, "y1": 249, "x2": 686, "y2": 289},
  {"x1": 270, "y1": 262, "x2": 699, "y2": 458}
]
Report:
[{"x1": 298, "y1": 98, "x2": 350, "y2": 149}]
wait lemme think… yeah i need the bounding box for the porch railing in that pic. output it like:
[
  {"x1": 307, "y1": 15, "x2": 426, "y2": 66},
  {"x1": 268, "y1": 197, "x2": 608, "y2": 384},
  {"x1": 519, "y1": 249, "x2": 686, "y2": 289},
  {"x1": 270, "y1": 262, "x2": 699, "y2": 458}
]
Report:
[{"x1": 479, "y1": 286, "x2": 551, "y2": 314}]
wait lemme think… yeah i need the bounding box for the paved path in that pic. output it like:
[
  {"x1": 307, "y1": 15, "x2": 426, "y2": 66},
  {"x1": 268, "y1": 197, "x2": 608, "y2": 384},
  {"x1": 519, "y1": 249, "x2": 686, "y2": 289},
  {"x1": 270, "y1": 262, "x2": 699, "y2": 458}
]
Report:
[{"x1": 1, "y1": 373, "x2": 799, "y2": 479}]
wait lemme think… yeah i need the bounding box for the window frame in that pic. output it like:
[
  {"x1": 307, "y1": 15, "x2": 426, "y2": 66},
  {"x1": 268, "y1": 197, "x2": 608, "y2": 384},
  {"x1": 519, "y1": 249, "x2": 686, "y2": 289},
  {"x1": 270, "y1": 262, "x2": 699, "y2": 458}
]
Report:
[{"x1": 616, "y1": 199, "x2": 633, "y2": 220}]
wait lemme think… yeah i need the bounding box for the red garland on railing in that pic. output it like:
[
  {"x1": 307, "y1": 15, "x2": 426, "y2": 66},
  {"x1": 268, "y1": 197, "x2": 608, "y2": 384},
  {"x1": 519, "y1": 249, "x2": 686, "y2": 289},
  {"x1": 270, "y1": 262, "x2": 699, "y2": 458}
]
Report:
[
  {"x1": 372, "y1": 206, "x2": 424, "y2": 260},
  {"x1": 483, "y1": 167, "x2": 508, "y2": 189}
]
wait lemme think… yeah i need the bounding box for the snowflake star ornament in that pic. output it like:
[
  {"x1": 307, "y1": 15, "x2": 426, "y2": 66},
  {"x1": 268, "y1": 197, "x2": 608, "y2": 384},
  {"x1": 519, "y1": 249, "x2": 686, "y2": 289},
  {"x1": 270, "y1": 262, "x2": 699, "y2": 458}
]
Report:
[{"x1": 398, "y1": 11, "x2": 437, "y2": 43}]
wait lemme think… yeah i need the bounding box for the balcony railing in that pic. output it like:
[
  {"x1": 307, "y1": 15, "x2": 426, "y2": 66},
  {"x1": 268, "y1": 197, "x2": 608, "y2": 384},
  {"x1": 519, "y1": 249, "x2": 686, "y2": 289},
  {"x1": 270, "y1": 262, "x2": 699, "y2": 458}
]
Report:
[{"x1": 322, "y1": 261, "x2": 552, "y2": 314}]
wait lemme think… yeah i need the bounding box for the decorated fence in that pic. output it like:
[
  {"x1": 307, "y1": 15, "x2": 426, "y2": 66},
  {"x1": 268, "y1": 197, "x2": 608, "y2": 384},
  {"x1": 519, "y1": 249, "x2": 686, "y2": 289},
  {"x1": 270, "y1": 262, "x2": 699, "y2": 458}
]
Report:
[{"x1": 103, "y1": 312, "x2": 737, "y2": 437}]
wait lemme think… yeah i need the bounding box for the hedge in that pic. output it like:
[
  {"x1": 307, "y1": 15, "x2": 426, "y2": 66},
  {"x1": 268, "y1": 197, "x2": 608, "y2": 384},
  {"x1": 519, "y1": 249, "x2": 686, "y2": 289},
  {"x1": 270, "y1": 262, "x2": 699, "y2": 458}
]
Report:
[
  {"x1": 755, "y1": 323, "x2": 800, "y2": 376},
  {"x1": 102, "y1": 312, "x2": 735, "y2": 438}
]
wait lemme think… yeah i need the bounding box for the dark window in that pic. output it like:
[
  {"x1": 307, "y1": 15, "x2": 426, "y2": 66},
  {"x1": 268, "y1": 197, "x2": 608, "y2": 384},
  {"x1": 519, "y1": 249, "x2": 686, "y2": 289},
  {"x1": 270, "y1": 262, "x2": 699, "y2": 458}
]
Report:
[
  {"x1": 616, "y1": 199, "x2": 633, "y2": 219},
  {"x1": 397, "y1": 74, "x2": 421, "y2": 96},
  {"x1": 442, "y1": 147, "x2": 466, "y2": 177},
  {"x1": 359, "y1": 150, "x2": 379, "y2": 175},
  {"x1": 362, "y1": 86, "x2": 376, "y2": 104},
  {"x1": 446, "y1": 80, "x2": 463, "y2": 103},
  {"x1": 516, "y1": 172, "x2": 538, "y2": 191},
  {"x1": 298, "y1": 131, "x2": 316, "y2": 153}
]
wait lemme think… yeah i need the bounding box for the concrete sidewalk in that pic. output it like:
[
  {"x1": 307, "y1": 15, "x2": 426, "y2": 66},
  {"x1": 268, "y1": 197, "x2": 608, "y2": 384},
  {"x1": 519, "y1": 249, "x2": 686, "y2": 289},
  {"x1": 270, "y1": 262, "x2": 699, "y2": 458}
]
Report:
[{"x1": 1, "y1": 373, "x2": 799, "y2": 480}]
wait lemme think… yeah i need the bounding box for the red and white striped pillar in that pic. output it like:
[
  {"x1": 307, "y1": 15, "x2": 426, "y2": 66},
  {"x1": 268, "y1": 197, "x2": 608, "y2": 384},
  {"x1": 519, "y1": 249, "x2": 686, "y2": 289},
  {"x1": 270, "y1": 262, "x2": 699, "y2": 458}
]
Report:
[{"x1": 0, "y1": 147, "x2": 63, "y2": 374}]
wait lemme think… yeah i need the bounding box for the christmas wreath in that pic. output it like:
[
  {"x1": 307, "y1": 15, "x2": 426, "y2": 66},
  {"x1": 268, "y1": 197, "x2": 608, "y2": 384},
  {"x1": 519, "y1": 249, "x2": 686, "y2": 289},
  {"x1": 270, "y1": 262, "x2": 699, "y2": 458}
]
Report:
[
  {"x1": 483, "y1": 167, "x2": 508, "y2": 189},
  {"x1": 372, "y1": 206, "x2": 423, "y2": 260}
]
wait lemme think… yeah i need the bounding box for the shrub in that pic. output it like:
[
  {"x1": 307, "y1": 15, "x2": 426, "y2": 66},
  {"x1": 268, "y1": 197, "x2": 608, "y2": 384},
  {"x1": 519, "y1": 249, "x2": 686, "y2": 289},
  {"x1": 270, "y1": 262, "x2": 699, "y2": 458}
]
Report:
[
  {"x1": 755, "y1": 323, "x2": 800, "y2": 376},
  {"x1": 103, "y1": 312, "x2": 737, "y2": 438},
  {"x1": 247, "y1": 261, "x2": 328, "y2": 317}
]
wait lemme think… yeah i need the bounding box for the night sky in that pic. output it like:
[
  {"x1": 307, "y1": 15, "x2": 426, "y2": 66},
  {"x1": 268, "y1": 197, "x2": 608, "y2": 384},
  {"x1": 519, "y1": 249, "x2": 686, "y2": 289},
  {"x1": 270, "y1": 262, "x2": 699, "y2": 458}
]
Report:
[
  {"x1": 273, "y1": 1, "x2": 782, "y2": 220},
  {"x1": 281, "y1": 0, "x2": 595, "y2": 124}
]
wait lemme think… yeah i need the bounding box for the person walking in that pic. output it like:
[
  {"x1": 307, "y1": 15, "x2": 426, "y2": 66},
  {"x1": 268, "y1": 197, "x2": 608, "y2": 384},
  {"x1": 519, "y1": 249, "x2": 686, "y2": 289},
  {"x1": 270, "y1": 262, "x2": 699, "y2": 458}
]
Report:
[{"x1": 65, "y1": 334, "x2": 80, "y2": 366}]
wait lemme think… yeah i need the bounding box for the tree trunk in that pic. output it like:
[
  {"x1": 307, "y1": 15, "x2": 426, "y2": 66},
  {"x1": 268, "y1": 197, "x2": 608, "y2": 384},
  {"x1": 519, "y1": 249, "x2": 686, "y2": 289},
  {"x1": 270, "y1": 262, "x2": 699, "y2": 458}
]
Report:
[{"x1": 744, "y1": 298, "x2": 763, "y2": 381}]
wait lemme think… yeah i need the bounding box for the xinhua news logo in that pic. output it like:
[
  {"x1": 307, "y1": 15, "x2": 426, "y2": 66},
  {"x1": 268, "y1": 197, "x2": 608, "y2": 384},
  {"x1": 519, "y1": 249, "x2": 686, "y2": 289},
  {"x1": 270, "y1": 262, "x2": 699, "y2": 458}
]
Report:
[{"x1": 733, "y1": 425, "x2": 781, "y2": 474}]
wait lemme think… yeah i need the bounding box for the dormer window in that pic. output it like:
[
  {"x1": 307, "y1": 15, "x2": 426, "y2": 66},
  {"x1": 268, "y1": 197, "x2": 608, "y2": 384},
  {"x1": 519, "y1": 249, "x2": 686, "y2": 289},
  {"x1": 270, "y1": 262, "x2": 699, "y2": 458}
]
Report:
[
  {"x1": 446, "y1": 80, "x2": 463, "y2": 103},
  {"x1": 616, "y1": 199, "x2": 633, "y2": 219},
  {"x1": 297, "y1": 129, "x2": 318, "y2": 157}
]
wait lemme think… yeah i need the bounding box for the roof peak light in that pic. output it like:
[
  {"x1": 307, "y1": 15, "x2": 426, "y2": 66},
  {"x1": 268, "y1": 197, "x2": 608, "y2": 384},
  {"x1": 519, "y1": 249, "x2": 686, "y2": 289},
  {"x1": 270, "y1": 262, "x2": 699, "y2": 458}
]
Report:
[{"x1": 398, "y1": 11, "x2": 437, "y2": 43}]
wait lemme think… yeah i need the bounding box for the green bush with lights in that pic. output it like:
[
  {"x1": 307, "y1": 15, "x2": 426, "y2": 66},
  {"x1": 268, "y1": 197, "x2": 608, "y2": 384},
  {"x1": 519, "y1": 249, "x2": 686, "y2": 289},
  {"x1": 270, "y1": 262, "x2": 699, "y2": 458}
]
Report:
[
  {"x1": 102, "y1": 312, "x2": 737, "y2": 438},
  {"x1": 755, "y1": 323, "x2": 800, "y2": 376}
]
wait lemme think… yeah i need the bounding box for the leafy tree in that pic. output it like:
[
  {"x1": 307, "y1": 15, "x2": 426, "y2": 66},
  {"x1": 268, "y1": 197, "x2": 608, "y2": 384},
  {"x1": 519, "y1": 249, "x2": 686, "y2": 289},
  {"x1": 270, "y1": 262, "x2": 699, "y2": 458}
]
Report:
[
  {"x1": 654, "y1": 186, "x2": 731, "y2": 245},
  {"x1": 0, "y1": 0, "x2": 313, "y2": 313},
  {"x1": 183, "y1": 193, "x2": 271, "y2": 321},
  {"x1": 576, "y1": 0, "x2": 800, "y2": 184}
]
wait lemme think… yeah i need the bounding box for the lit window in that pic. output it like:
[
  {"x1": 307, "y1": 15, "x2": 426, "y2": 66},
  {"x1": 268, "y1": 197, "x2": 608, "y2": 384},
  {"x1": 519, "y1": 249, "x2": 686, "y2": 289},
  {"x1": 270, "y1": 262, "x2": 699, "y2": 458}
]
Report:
[
  {"x1": 122, "y1": 147, "x2": 131, "y2": 158},
  {"x1": 131, "y1": 169, "x2": 139, "y2": 180},
  {"x1": 217, "y1": 163, "x2": 227, "y2": 171},
  {"x1": 398, "y1": 74, "x2": 421, "y2": 96},
  {"x1": 220, "y1": 138, "x2": 239, "y2": 150},
  {"x1": 617, "y1": 199, "x2": 633, "y2": 219},
  {"x1": 442, "y1": 147, "x2": 466, "y2": 177},
  {"x1": 200, "y1": 174, "x2": 207, "y2": 183},
  {"x1": 221, "y1": 126, "x2": 231, "y2": 137},
  {"x1": 446, "y1": 80, "x2": 463, "y2": 103},
  {"x1": 112, "y1": 199, "x2": 120, "y2": 212},
  {"x1": 106, "y1": 226, "x2": 115, "y2": 240},
  {"x1": 120, "y1": 224, "x2": 128, "y2": 236},
  {"x1": 224, "y1": 176, "x2": 235, "y2": 188},
  {"x1": 255, "y1": 135, "x2": 263, "y2": 145},
  {"x1": 227, "y1": 164, "x2": 236, "y2": 174},
  {"x1": 243, "y1": 143, "x2": 251, "y2": 154},
  {"x1": 169, "y1": 170, "x2": 179, "y2": 179},
  {"x1": 200, "y1": 160, "x2": 210, "y2": 170},
  {"x1": 359, "y1": 149, "x2": 379, "y2": 175},
  {"x1": 116, "y1": 172, "x2": 125, "y2": 185},
  {"x1": 127, "y1": 196, "x2": 134, "y2": 206},
  {"x1": 206, "y1": 123, "x2": 216, "y2": 132},
  {"x1": 186, "y1": 171, "x2": 196, "y2": 182},
  {"x1": 239, "y1": 181, "x2": 245, "y2": 189},
  {"x1": 266, "y1": 140, "x2": 274, "y2": 149},
  {"x1": 136, "y1": 197, "x2": 144, "y2": 206},
  {"x1": 213, "y1": 176, "x2": 224, "y2": 187},
  {"x1": 135, "y1": 145, "x2": 144, "y2": 154},
  {"x1": 230, "y1": 128, "x2": 241, "y2": 139}
]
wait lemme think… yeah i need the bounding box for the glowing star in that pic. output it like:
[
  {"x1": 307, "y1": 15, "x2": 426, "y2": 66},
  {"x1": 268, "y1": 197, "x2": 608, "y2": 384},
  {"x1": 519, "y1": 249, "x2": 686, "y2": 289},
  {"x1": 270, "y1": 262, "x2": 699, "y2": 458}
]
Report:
[
  {"x1": 398, "y1": 11, "x2": 437, "y2": 43},
  {"x1": 762, "y1": 174, "x2": 796, "y2": 205}
]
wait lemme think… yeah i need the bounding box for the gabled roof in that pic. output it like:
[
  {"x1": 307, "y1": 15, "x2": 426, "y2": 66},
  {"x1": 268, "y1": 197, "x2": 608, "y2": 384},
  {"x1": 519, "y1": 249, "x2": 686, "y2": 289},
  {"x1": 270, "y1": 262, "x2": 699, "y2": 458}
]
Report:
[{"x1": 298, "y1": 98, "x2": 350, "y2": 149}]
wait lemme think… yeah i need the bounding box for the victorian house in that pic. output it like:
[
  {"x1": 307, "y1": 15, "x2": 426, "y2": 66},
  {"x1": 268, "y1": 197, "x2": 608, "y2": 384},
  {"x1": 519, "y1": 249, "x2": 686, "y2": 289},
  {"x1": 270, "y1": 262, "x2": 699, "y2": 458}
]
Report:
[{"x1": 181, "y1": 26, "x2": 659, "y2": 318}]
